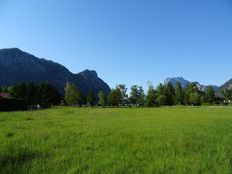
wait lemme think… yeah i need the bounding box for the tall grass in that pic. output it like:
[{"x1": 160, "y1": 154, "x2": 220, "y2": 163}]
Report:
[{"x1": 0, "y1": 107, "x2": 232, "y2": 173}]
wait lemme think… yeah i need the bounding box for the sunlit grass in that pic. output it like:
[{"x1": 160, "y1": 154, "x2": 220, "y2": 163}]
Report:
[{"x1": 1, "y1": 107, "x2": 232, "y2": 174}]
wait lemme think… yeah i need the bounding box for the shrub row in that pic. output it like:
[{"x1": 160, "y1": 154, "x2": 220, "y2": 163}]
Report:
[{"x1": 0, "y1": 98, "x2": 28, "y2": 111}]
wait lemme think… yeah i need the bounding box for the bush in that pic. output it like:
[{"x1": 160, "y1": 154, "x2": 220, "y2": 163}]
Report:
[
  {"x1": 0, "y1": 98, "x2": 28, "y2": 111},
  {"x1": 201, "y1": 102, "x2": 210, "y2": 106}
]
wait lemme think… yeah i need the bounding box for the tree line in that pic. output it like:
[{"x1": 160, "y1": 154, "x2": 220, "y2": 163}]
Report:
[
  {"x1": 0, "y1": 82, "x2": 97, "y2": 108},
  {"x1": 65, "y1": 82, "x2": 232, "y2": 107},
  {"x1": 96, "y1": 82, "x2": 219, "y2": 107},
  {"x1": 1, "y1": 82, "x2": 62, "y2": 106},
  {"x1": 1, "y1": 81, "x2": 232, "y2": 110}
]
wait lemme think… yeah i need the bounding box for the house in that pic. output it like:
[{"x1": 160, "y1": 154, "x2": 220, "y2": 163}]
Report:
[{"x1": 0, "y1": 93, "x2": 10, "y2": 99}]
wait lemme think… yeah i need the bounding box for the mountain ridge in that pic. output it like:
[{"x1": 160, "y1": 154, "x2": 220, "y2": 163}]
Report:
[
  {"x1": 219, "y1": 79, "x2": 232, "y2": 92},
  {"x1": 163, "y1": 77, "x2": 224, "y2": 92},
  {"x1": 0, "y1": 48, "x2": 111, "y2": 95}
]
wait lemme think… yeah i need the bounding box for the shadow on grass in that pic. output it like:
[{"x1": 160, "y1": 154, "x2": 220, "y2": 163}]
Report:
[
  {"x1": 0, "y1": 146, "x2": 42, "y2": 173},
  {"x1": 5, "y1": 132, "x2": 14, "y2": 138},
  {"x1": 25, "y1": 117, "x2": 34, "y2": 121}
]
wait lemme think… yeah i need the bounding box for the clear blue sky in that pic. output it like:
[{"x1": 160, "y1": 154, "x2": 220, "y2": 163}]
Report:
[{"x1": 0, "y1": 0, "x2": 232, "y2": 89}]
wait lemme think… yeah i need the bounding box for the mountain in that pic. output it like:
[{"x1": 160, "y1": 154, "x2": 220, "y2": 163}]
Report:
[
  {"x1": 164, "y1": 77, "x2": 190, "y2": 88},
  {"x1": 164, "y1": 77, "x2": 219, "y2": 91},
  {"x1": 0, "y1": 48, "x2": 111, "y2": 94},
  {"x1": 219, "y1": 79, "x2": 232, "y2": 91},
  {"x1": 75, "y1": 70, "x2": 111, "y2": 94}
]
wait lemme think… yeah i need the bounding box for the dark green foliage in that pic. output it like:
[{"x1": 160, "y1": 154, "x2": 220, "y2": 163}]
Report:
[
  {"x1": 0, "y1": 85, "x2": 2, "y2": 93},
  {"x1": 1, "y1": 82, "x2": 62, "y2": 110},
  {"x1": 155, "y1": 83, "x2": 176, "y2": 106},
  {"x1": 163, "y1": 83, "x2": 175, "y2": 106},
  {"x1": 87, "y1": 89, "x2": 96, "y2": 106},
  {"x1": 9, "y1": 82, "x2": 40, "y2": 105},
  {"x1": 222, "y1": 88, "x2": 232, "y2": 100},
  {"x1": 9, "y1": 82, "x2": 61, "y2": 107},
  {"x1": 25, "y1": 82, "x2": 38, "y2": 105},
  {"x1": 175, "y1": 82, "x2": 184, "y2": 105},
  {"x1": 146, "y1": 83, "x2": 157, "y2": 107},
  {"x1": 80, "y1": 92, "x2": 87, "y2": 106},
  {"x1": 137, "y1": 86, "x2": 145, "y2": 106},
  {"x1": 184, "y1": 83, "x2": 201, "y2": 105},
  {"x1": 1, "y1": 87, "x2": 9, "y2": 93},
  {"x1": 64, "y1": 82, "x2": 82, "y2": 106},
  {"x1": 98, "y1": 91, "x2": 107, "y2": 107},
  {"x1": 205, "y1": 86, "x2": 216, "y2": 104},
  {"x1": 107, "y1": 88, "x2": 122, "y2": 106},
  {"x1": 129, "y1": 85, "x2": 145, "y2": 106},
  {"x1": 9, "y1": 82, "x2": 27, "y2": 99},
  {"x1": 117, "y1": 84, "x2": 128, "y2": 105},
  {"x1": 0, "y1": 98, "x2": 27, "y2": 111},
  {"x1": 129, "y1": 85, "x2": 139, "y2": 105},
  {"x1": 156, "y1": 84, "x2": 166, "y2": 106},
  {"x1": 36, "y1": 82, "x2": 62, "y2": 106}
]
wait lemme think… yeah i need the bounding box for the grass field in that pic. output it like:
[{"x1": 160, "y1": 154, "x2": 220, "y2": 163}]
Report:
[{"x1": 1, "y1": 107, "x2": 232, "y2": 174}]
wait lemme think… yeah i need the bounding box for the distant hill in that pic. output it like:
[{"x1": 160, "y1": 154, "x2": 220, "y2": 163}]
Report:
[
  {"x1": 0, "y1": 48, "x2": 111, "y2": 94},
  {"x1": 164, "y1": 77, "x2": 220, "y2": 91}
]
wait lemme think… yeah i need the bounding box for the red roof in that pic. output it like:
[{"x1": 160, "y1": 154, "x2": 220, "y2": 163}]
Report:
[{"x1": 0, "y1": 93, "x2": 10, "y2": 99}]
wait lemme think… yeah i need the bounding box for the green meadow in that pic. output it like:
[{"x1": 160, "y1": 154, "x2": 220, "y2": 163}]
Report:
[{"x1": 1, "y1": 107, "x2": 232, "y2": 174}]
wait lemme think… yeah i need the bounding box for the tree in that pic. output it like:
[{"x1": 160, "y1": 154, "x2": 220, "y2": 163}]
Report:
[
  {"x1": 223, "y1": 88, "x2": 232, "y2": 100},
  {"x1": 138, "y1": 86, "x2": 145, "y2": 106},
  {"x1": 205, "y1": 86, "x2": 215, "y2": 104},
  {"x1": 80, "y1": 92, "x2": 86, "y2": 106},
  {"x1": 163, "y1": 83, "x2": 175, "y2": 106},
  {"x1": 189, "y1": 92, "x2": 201, "y2": 105},
  {"x1": 129, "y1": 85, "x2": 145, "y2": 106},
  {"x1": 0, "y1": 85, "x2": 2, "y2": 93},
  {"x1": 87, "y1": 89, "x2": 96, "y2": 106},
  {"x1": 10, "y1": 82, "x2": 27, "y2": 99},
  {"x1": 98, "y1": 91, "x2": 107, "y2": 107},
  {"x1": 175, "y1": 82, "x2": 184, "y2": 105},
  {"x1": 1, "y1": 86, "x2": 9, "y2": 93},
  {"x1": 25, "y1": 82, "x2": 38, "y2": 105},
  {"x1": 146, "y1": 83, "x2": 157, "y2": 107},
  {"x1": 64, "y1": 82, "x2": 81, "y2": 106},
  {"x1": 37, "y1": 82, "x2": 62, "y2": 106},
  {"x1": 184, "y1": 83, "x2": 201, "y2": 105},
  {"x1": 156, "y1": 84, "x2": 165, "y2": 106},
  {"x1": 130, "y1": 85, "x2": 139, "y2": 105},
  {"x1": 117, "y1": 84, "x2": 128, "y2": 105},
  {"x1": 107, "y1": 88, "x2": 122, "y2": 106}
]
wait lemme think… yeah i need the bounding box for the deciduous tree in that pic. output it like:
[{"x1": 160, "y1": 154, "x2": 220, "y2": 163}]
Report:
[
  {"x1": 175, "y1": 82, "x2": 184, "y2": 105},
  {"x1": 98, "y1": 91, "x2": 107, "y2": 107},
  {"x1": 108, "y1": 88, "x2": 122, "y2": 106},
  {"x1": 163, "y1": 83, "x2": 175, "y2": 106},
  {"x1": 64, "y1": 82, "x2": 81, "y2": 106},
  {"x1": 146, "y1": 83, "x2": 157, "y2": 107},
  {"x1": 205, "y1": 86, "x2": 215, "y2": 104}
]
